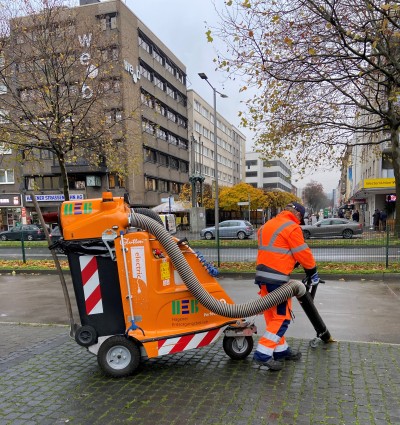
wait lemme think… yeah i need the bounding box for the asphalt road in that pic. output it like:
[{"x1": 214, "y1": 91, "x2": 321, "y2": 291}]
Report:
[
  {"x1": 1, "y1": 273, "x2": 400, "y2": 344},
  {"x1": 0, "y1": 245, "x2": 399, "y2": 263}
]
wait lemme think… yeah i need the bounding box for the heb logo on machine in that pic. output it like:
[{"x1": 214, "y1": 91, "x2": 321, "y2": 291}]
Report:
[
  {"x1": 172, "y1": 299, "x2": 199, "y2": 315},
  {"x1": 63, "y1": 202, "x2": 92, "y2": 215},
  {"x1": 131, "y1": 246, "x2": 147, "y2": 285}
]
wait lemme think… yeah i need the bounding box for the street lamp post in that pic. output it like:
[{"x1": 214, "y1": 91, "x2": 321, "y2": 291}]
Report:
[{"x1": 198, "y1": 73, "x2": 227, "y2": 267}]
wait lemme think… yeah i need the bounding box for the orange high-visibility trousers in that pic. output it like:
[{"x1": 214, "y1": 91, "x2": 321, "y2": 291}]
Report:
[{"x1": 253, "y1": 284, "x2": 292, "y2": 361}]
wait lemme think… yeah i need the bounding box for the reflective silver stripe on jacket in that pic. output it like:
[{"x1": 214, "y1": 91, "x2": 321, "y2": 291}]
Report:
[
  {"x1": 255, "y1": 270, "x2": 290, "y2": 282},
  {"x1": 258, "y1": 221, "x2": 307, "y2": 255}
]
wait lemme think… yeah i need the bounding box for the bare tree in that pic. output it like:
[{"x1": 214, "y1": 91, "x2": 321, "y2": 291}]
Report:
[
  {"x1": 210, "y1": 1, "x2": 400, "y2": 230},
  {"x1": 0, "y1": 0, "x2": 134, "y2": 200},
  {"x1": 303, "y1": 180, "x2": 330, "y2": 213}
]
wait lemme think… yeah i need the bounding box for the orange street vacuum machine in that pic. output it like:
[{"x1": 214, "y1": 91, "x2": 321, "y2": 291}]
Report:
[{"x1": 53, "y1": 192, "x2": 332, "y2": 378}]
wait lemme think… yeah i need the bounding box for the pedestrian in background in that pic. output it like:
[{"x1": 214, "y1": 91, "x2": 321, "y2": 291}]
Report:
[
  {"x1": 352, "y1": 210, "x2": 359, "y2": 222},
  {"x1": 253, "y1": 202, "x2": 319, "y2": 371},
  {"x1": 373, "y1": 209, "x2": 380, "y2": 231},
  {"x1": 380, "y1": 210, "x2": 387, "y2": 231}
]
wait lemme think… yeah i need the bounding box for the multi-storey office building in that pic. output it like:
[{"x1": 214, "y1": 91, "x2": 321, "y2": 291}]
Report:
[
  {"x1": 343, "y1": 137, "x2": 395, "y2": 227},
  {"x1": 0, "y1": 0, "x2": 190, "y2": 227},
  {"x1": 187, "y1": 90, "x2": 246, "y2": 190},
  {"x1": 245, "y1": 151, "x2": 293, "y2": 193}
]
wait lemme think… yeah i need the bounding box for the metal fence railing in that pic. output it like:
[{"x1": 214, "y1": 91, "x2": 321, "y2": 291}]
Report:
[{"x1": 177, "y1": 226, "x2": 400, "y2": 268}]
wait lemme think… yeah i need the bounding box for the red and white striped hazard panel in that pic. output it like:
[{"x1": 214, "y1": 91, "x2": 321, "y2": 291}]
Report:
[
  {"x1": 157, "y1": 328, "x2": 223, "y2": 355},
  {"x1": 79, "y1": 256, "x2": 103, "y2": 315}
]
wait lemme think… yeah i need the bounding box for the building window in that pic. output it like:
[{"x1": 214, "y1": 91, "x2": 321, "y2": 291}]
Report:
[
  {"x1": 171, "y1": 182, "x2": 180, "y2": 194},
  {"x1": 153, "y1": 50, "x2": 164, "y2": 65},
  {"x1": 180, "y1": 161, "x2": 189, "y2": 173},
  {"x1": 246, "y1": 160, "x2": 257, "y2": 168},
  {"x1": 142, "y1": 119, "x2": 155, "y2": 135},
  {"x1": 138, "y1": 34, "x2": 152, "y2": 54},
  {"x1": 195, "y1": 121, "x2": 202, "y2": 133},
  {"x1": 109, "y1": 174, "x2": 116, "y2": 189},
  {"x1": 159, "y1": 179, "x2": 168, "y2": 192},
  {"x1": 154, "y1": 75, "x2": 164, "y2": 90},
  {"x1": 156, "y1": 127, "x2": 167, "y2": 141},
  {"x1": 140, "y1": 63, "x2": 152, "y2": 81},
  {"x1": 169, "y1": 134, "x2": 178, "y2": 145},
  {"x1": 99, "y1": 14, "x2": 117, "y2": 30},
  {"x1": 102, "y1": 79, "x2": 120, "y2": 93},
  {"x1": 170, "y1": 157, "x2": 179, "y2": 169},
  {"x1": 246, "y1": 171, "x2": 257, "y2": 177},
  {"x1": 167, "y1": 110, "x2": 176, "y2": 122},
  {"x1": 158, "y1": 153, "x2": 168, "y2": 166},
  {"x1": 145, "y1": 176, "x2": 157, "y2": 191},
  {"x1": 0, "y1": 169, "x2": 14, "y2": 183},
  {"x1": 106, "y1": 109, "x2": 122, "y2": 124},
  {"x1": 144, "y1": 147, "x2": 156, "y2": 163}
]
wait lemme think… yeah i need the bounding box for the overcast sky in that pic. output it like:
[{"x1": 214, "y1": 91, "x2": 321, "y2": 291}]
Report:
[{"x1": 126, "y1": 0, "x2": 341, "y2": 193}]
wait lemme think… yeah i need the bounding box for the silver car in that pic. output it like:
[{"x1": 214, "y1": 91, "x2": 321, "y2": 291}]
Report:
[
  {"x1": 301, "y1": 218, "x2": 363, "y2": 239},
  {"x1": 200, "y1": 220, "x2": 254, "y2": 240}
]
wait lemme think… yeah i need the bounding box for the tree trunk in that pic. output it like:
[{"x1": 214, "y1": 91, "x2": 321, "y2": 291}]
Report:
[
  {"x1": 392, "y1": 127, "x2": 400, "y2": 237},
  {"x1": 58, "y1": 153, "x2": 70, "y2": 202}
]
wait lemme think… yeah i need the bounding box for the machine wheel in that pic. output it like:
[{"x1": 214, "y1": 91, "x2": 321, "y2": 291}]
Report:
[
  {"x1": 223, "y1": 336, "x2": 254, "y2": 360},
  {"x1": 342, "y1": 229, "x2": 353, "y2": 239},
  {"x1": 237, "y1": 231, "x2": 246, "y2": 240},
  {"x1": 204, "y1": 231, "x2": 213, "y2": 240},
  {"x1": 1, "y1": 235, "x2": 7, "y2": 241},
  {"x1": 98, "y1": 336, "x2": 141, "y2": 378},
  {"x1": 302, "y1": 230, "x2": 311, "y2": 239},
  {"x1": 27, "y1": 234, "x2": 34, "y2": 241},
  {"x1": 75, "y1": 325, "x2": 98, "y2": 347}
]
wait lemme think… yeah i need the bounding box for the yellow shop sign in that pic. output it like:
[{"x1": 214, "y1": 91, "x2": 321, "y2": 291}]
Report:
[{"x1": 364, "y1": 178, "x2": 396, "y2": 188}]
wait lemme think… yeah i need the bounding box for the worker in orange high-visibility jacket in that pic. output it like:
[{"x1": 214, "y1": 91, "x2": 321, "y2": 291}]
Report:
[{"x1": 253, "y1": 202, "x2": 319, "y2": 371}]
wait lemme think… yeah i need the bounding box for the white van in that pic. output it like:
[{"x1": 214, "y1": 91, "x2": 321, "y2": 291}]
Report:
[{"x1": 159, "y1": 214, "x2": 177, "y2": 234}]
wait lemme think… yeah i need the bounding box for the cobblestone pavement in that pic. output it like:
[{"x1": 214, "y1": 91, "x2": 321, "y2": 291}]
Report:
[{"x1": 1, "y1": 323, "x2": 400, "y2": 425}]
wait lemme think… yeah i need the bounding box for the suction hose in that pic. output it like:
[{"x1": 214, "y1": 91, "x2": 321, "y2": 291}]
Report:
[{"x1": 130, "y1": 212, "x2": 306, "y2": 318}]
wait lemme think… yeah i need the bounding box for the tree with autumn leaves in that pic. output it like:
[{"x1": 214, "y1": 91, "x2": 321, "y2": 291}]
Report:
[
  {"x1": 210, "y1": 1, "x2": 400, "y2": 232},
  {"x1": 178, "y1": 183, "x2": 215, "y2": 209},
  {"x1": 0, "y1": 0, "x2": 135, "y2": 200},
  {"x1": 179, "y1": 182, "x2": 300, "y2": 212}
]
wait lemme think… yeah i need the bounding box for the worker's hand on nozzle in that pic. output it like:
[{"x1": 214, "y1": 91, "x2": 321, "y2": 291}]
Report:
[
  {"x1": 302, "y1": 272, "x2": 320, "y2": 287},
  {"x1": 310, "y1": 272, "x2": 320, "y2": 286}
]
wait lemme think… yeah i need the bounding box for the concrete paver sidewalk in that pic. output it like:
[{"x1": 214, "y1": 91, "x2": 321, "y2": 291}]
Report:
[
  {"x1": 0, "y1": 323, "x2": 400, "y2": 425},
  {"x1": 1, "y1": 274, "x2": 400, "y2": 424}
]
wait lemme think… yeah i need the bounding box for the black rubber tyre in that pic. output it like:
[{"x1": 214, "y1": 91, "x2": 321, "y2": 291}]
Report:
[
  {"x1": 27, "y1": 234, "x2": 34, "y2": 241},
  {"x1": 223, "y1": 336, "x2": 254, "y2": 360},
  {"x1": 1, "y1": 235, "x2": 7, "y2": 241},
  {"x1": 302, "y1": 230, "x2": 311, "y2": 239},
  {"x1": 342, "y1": 229, "x2": 353, "y2": 239},
  {"x1": 237, "y1": 231, "x2": 246, "y2": 240},
  {"x1": 97, "y1": 336, "x2": 141, "y2": 378},
  {"x1": 204, "y1": 231, "x2": 213, "y2": 240},
  {"x1": 75, "y1": 325, "x2": 98, "y2": 347}
]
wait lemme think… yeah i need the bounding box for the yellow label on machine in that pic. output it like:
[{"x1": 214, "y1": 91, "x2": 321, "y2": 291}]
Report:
[{"x1": 160, "y1": 261, "x2": 170, "y2": 280}]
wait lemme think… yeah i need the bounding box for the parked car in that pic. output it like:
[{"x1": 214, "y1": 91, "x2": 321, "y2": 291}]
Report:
[
  {"x1": 0, "y1": 225, "x2": 46, "y2": 241},
  {"x1": 49, "y1": 226, "x2": 62, "y2": 242},
  {"x1": 301, "y1": 219, "x2": 363, "y2": 239},
  {"x1": 200, "y1": 220, "x2": 254, "y2": 240}
]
